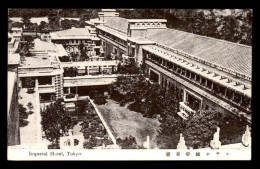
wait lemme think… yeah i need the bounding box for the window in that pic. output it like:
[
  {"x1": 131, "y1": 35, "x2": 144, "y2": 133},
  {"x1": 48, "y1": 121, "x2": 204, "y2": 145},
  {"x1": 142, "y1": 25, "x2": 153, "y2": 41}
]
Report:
[{"x1": 38, "y1": 76, "x2": 52, "y2": 85}]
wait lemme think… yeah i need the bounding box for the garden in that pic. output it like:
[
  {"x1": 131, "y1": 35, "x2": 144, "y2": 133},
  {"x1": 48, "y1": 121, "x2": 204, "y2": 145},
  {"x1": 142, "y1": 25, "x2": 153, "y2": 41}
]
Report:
[
  {"x1": 104, "y1": 61, "x2": 249, "y2": 149},
  {"x1": 41, "y1": 98, "x2": 114, "y2": 149}
]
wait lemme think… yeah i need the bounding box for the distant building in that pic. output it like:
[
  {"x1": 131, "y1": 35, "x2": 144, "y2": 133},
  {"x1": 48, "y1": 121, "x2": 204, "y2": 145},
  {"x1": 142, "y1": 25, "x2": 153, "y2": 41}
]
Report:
[{"x1": 50, "y1": 27, "x2": 103, "y2": 60}]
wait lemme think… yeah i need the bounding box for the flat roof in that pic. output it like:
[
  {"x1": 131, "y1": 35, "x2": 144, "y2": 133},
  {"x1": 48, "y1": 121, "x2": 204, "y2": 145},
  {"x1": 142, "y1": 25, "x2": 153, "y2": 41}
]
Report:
[{"x1": 8, "y1": 53, "x2": 20, "y2": 65}]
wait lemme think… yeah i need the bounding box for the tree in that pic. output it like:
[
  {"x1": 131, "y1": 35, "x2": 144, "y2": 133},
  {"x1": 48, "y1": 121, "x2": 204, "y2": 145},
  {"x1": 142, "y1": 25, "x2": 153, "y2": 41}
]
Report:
[
  {"x1": 93, "y1": 94, "x2": 107, "y2": 105},
  {"x1": 27, "y1": 101, "x2": 34, "y2": 114},
  {"x1": 219, "y1": 114, "x2": 247, "y2": 145},
  {"x1": 25, "y1": 77, "x2": 35, "y2": 93},
  {"x1": 63, "y1": 67, "x2": 78, "y2": 77},
  {"x1": 48, "y1": 9, "x2": 61, "y2": 30},
  {"x1": 41, "y1": 99, "x2": 72, "y2": 146},
  {"x1": 116, "y1": 135, "x2": 140, "y2": 149},
  {"x1": 19, "y1": 104, "x2": 29, "y2": 127},
  {"x1": 21, "y1": 11, "x2": 31, "y2": 28},
  {"x1": 183, "y1": 110, "x2": 219, "y2": 148},
  {"x1": 38, "y1": 21, "x2": 48, "y2": 31},
  {"x1": 79, "y1": 42, "x2": 89, "y2": 61}
]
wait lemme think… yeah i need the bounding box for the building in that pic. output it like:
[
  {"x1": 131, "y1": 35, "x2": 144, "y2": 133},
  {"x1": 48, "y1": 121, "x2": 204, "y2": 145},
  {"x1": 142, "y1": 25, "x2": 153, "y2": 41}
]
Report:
[
  {"x1": 91, "y1": 9, "x2": 252, "y2": 123},
  {"x1": 50, "y1": 27, "x2": 103, "y2": 60},
  {"x1": 8, "y1": 56, "x2": 20, "y2": 146},
  {"x1": 18, "y1": 39, "x2": 65, "y2": 102}
]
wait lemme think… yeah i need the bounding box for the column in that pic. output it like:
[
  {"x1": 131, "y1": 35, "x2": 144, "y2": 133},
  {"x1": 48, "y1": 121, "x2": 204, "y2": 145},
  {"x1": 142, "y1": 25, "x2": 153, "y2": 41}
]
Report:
[
  {"x1": 87, "y1": 66, "x2": 89, "y2": 75},
  {"x1": 224, "y1": 88, "x2": 227, "y2": 97},
  {"x1": 200, "y1": 76, "x2": 202, "y2": 84},
  {"x1": 102, "y1": 66, "x2": 104, "y2": 75},
  {"x1": 211, "y1": 82, "x2": 214, "y2": 90},
  {"x1": 68, "y1": 87, "x2": 70, "y2": 94},
  {"x1": 183, "y1": 90, "x2": 186, "y2": 102},
  {"x1": 240, "y1": 95, "x2": 243, "y2": 105},
  {"x1": 205, "y1": 79, "x2": 208, "y2": 87}
]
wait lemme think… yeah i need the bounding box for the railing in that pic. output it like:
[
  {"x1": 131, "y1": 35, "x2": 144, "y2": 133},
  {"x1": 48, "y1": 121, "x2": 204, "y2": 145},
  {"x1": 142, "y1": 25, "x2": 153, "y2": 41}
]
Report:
[
  {"x1": 179, "y1": 102, "x2": 196, "y2": 114},
  {"x1": 145, "y1": 58, "x2": 251, "y2": 114}
]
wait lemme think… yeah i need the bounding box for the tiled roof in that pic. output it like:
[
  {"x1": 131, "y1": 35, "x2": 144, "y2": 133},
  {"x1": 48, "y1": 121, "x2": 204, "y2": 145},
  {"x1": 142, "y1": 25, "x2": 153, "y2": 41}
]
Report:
[
  {"x1": 103, "y1": 17, "x2": 128, "y2": 34},
  {"x1": 146, "y1": 28, "x2": 252, "y2": 78}
]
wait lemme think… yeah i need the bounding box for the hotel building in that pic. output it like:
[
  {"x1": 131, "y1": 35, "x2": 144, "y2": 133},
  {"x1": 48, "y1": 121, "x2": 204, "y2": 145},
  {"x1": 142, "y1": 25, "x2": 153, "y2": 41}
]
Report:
[{"x1": 90, "y1": 9, "x2": 251, "y2": 123}]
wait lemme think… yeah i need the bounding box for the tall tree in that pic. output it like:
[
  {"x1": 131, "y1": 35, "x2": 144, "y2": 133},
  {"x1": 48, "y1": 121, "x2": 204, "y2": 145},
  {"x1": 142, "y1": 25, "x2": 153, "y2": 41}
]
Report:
[
  {"x1": 41, "y1": 99, "x2": 72, "y2": 145},
  {"x1": 183, "y1": 110, "x2": 219, "y2": 148},
  {"x1": 21, "y1": 11, "x2": 31, "y2": 28}
]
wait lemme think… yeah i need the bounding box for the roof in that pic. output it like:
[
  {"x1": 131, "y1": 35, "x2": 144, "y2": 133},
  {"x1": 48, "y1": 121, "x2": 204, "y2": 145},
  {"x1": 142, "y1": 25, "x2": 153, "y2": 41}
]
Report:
[
  {"x1": 33, "y1": 38, "x2": 57, "y2": 52},
  {"x1": 103, "y1": 17, "x2": 128, "y2": 34},
  {"x1": 143, "y1": 45, "x2": 251, "y2": 97},
  {"x1": 8, "y1": 53, "x2": 20, "y2": 65},
  {"x1": 50, "y1": 27, "x2": 96, "y2": 40},
  {"x1": 146, "y1": 28, "x2": 252, "y2": 78}
]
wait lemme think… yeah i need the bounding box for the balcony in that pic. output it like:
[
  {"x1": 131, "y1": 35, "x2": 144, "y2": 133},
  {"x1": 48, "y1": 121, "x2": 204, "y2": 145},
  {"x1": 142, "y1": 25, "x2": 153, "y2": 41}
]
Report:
[
  {"x1": 38, "y1": 85, "x2": 55, "y2": 93},
  {"x1": 179, "y1": 102, "x2": 196, "y2": 115}
]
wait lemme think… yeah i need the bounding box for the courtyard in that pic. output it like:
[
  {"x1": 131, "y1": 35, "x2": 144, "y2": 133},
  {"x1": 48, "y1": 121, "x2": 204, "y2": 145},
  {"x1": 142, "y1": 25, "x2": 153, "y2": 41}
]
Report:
[{"x1": 96, "y1": 99, "x2": 160, "y2": 148}]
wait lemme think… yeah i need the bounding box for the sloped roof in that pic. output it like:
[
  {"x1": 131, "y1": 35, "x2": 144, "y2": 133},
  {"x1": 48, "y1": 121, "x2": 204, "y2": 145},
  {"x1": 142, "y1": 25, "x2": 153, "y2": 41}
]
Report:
[
  {"x1": 146, "y1": 28, "x2": 252, "y2": 78},
  {"x1": 103, "y1": 17, "x2": 128, "y2": 34}
]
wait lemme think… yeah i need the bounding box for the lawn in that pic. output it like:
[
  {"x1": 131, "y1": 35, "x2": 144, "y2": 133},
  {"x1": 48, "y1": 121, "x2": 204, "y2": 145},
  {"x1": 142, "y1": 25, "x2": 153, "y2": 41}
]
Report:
[{"x1": 96, "y1": 99, "x2": 160, "y2": 148}]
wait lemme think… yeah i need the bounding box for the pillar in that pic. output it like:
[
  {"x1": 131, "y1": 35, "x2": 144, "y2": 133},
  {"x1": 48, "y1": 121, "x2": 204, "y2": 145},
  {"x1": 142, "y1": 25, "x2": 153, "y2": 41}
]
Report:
[
  {"x1": 87, "y1": 66, "x2": 89, "y2": 75},
  {"x1": 240, "y1": 95, "x2": 243, "y2": 105},
  {"x1": 183, "y1": 90, "x2": 186, "y2": 102},
  {"x1": 68, "y1": 87, "x2": 70, "y2": 94},
  {"x1": 224, "y1": 88, "x2": 227, "y2": 97}
]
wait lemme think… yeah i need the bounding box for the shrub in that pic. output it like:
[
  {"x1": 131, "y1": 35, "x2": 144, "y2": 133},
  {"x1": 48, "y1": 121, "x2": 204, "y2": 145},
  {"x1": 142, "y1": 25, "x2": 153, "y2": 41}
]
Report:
[{"x1": 93, "y1": 94, "x2": 107, "y2": 105}]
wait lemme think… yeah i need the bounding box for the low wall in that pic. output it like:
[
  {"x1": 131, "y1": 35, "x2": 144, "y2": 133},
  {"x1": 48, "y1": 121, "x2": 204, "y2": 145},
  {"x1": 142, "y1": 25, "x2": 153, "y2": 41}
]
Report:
[{"x1": 89, "y1": 99, "x2": 117, "y2": 145}]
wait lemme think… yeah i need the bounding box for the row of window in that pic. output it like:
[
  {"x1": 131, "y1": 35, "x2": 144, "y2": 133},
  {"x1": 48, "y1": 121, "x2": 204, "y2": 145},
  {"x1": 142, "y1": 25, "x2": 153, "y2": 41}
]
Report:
[
  {"x1": 145, "y1": 51, "x2": 251, "y2": 111},
  {"x1": 98, "y1": 30, "x2": 127, "y2": 47}
]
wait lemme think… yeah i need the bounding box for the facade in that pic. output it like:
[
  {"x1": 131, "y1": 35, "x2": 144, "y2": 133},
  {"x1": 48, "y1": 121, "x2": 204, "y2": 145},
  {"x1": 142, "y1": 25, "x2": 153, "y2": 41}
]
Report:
[
  {"x1": 50, "y1": 27, "x2": 103, "y2": 60},
  {"x1": 91, "y1": 9, "x2": 252, "y2": 123}
]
